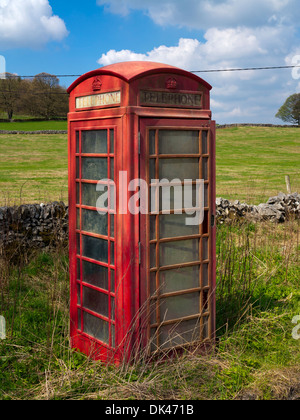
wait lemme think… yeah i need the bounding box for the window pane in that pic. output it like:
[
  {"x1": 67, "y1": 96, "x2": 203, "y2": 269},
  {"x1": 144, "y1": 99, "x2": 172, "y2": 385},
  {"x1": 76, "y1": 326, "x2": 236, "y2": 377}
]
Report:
[
  {"x1": 76, "y1": 157, "x2": 80, "y2": 179},
  {"x1": 202, "y1": 131, "x2": 208, "y2": 154},
  {"x1": 110, "y1": 129, "x2": 114, "y2": 154},
  {"x1": 150, "y1": 244, "x2": 156, "y2": 268},
  {"x1": 111, "y1": 270, "x2": 115, "y2": 293},
  {"x1": 159, "y1": 266, "x2": 200, "y2": 294},
  {"x1": 82, "y1": 209, "x2": 108, "y2": 236},
  {"x1": 83, "y1": 311, "x2": 109, "y2": 344},
  {"x1": 202, "y1": 264, "x2": 209, "y2": 287},
  {"x1": 82, "y1": 183, "x2": 107, "y2": 208},
  {"x1": 149, "y1": 130, "x2": 156, "y2": 155},
  {"x1": 82, "y1": 157, "x2": 107, "y2": 181},
  {"x1": 159, "y1": 213, "x2": 199, "y2": 238},
  {"x1": 110, "y1": 242, "x2": 115, "y2": 265},
  {"x1": 110, "y1": 158, "x2": 114, "y2": 180},
  {"x1": 76, "y1": 131, "x2": 80, "y2": 153},
  {"x1": 159, "y1": 130, "x2": 199, "y2": 155},
  {"x1": 202, "y1": 238, "x2": 209, "y2": 261},
  {"x1": 82, "y1": 260, "x2": 108, "y2": 290},
  {"x1": 160, "y1": 292, "x2": 200, "y2": 322},
  {"x1": 82, "y1": 130, "x2": 107, "y2": 154},
  {"x1": 83, "y1": 286, "x2": 109, "y2": 318},
  {"x1": 159, "y1": 318, "x2": 201, "y2": 349},
  {"x1": 159, "y1": 158, "x2": 199, "y2": 181},
  {"x1": 76, "y1": 183, "x2": 80, "y2": 204},
  {"x1": 110, "y1": 215, "x2": 115, "y2": 238},
  {"x1": 82, "y1": 235, "x2": 108, "y2": 263},
  {"x1": 202, "y1": 158, "x2": 209, "y2": 180},
  {"x1": 160, "y1": 239, "x2": 199, "y2": 266}
]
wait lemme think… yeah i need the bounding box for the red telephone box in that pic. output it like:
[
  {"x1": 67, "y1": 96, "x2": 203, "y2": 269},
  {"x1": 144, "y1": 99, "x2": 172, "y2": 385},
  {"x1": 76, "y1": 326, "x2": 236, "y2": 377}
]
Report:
[{"x1": 67, "y1": 61, "x2": 216, "y2": 363}]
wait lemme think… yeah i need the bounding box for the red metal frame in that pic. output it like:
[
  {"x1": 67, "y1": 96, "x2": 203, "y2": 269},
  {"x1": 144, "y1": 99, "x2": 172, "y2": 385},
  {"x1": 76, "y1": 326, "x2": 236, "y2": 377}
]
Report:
[{"x1": 68, "y1": 61, "x2": 215, "y2": 363}]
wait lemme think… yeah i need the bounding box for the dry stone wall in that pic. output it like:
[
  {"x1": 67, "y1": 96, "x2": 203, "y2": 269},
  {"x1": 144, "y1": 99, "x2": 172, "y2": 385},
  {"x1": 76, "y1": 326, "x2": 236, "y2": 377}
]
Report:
[{"x1": 0, "y1": 193, "x2": 299, "y2": 256}]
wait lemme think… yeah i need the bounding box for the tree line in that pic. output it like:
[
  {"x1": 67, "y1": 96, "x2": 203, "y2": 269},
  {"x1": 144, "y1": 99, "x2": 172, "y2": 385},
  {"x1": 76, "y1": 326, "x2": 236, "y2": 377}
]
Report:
[{"x1": 0, "y1": 73, "x2": 69, "y2": 121}]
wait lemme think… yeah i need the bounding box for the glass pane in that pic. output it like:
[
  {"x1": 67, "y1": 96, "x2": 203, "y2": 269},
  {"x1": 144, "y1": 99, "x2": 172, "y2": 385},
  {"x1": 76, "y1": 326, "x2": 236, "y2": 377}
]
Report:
[
  {"x1": 110, "y1": 242, "x2": 115, "y2": 265},
  {"x1": 76, "y1": 183, "x2": 80, "y2": 204},
  {"x1": 82, "y1": 260, "x2": 108, "y2": 290},
  {"x1": 202, "y1": 238, "x2": 209, "y2": 261},
  {"x1": 82, "y1": 130, "x2": 107, "y2": 154},
  {"x1": 83, "y1": 311, "x2": 109, "y2": 344},
  {"x1": 202, "y1": 264, "x2": 209, "y2": 287},
  {"x1": 110, "y1": 215, "x2": 115, "y2": 238},
  {"x1": 78, "y1": 309, "x2": 81, "y2": 330},
  {"x1": 159, "y1": 318, "x2": 201, "y2": 349},
  {"x1": 204, "y1": 184, "x2": 209, "y2": 207},
  {"x1": 160, "y1": 239, "x2": 199, "y2": 266},
  {"x1": 160, "y1": 292, "x2": 200, "y2": 322},
  {"x1": 202, "y1": 131, "x2": 208, "y2": 154},
  {"x1": 159, "y1": 266, "x2": 200, "y2": 294},
  {"x1": 82, "y1": 235, "x2": 108, "y2": 263},
  {"x1": 76, "y1": 208, "x2": 80, "y2": 230},
  {"x1": 76, "y1": 234, "x2": 80, "y2": 255},
  {"x1": 82, "y1": 209, "x2": 108, "y2": 236},
  {"x1": 110, "y1": 158, "x2": 114, "y2": 180},
  {"x1": 82, "y1": 157, "x2": 107, "y2": 181},
  {"x1": 149, "y1": 130, "x2": 156, "y2": 155},
  {"x1": 160, "y1": 213, "x2": 199, "y2": 238},
  {"x1": 159, "y1": 182, "x2": 184, "y2": 212},
  {"x1": 150, "y1": 272, "x2": 157, "y2": 296},
  {"x1": 77, "y1": 284, "x2": 81, "y2": 305},
  {"x1": 111, "y1": 296, "x2": 115, "y2": 321},
  {"x1": 76, "y1": 131, "x2": 80, "y2": 153},
  {"x1": 76, "y1": 157, "x2": 80, "y2": 179},
  {"x1": 82, "y1": 183, "x2": 107, "y2": 208},
  {"x1": 77, "y1": 259, "x2": 81, "y2": 280},
  {"x1": 149, "y1": 159, "x2": 156, "y2": 181},
  {"x1": 150, "y1": 215, "x2": 156, "y2": 240},
  {"x1": 150, "y1": 244, "x2": 156, "y2": 268},
  {"x1": 202, "y1": 158, "x2": 209, "y2": 180},
  {"x1": 111, "y1": 270, "x2": 115, "y2": 293},
  {"x1": 110, "y1": 129, "x2": 114, "y2": 154},
  {"x1": 83, "y1": 286, "x2": 109, "y2": 317},
  {"x1": 202, "y1": 317, "x2": 209, "y2": 339},
  {"x1": 111, "y1": 324, "x2": 115, "y2": 348},
  {"x1": 159, "y1": 158, "x2": 199, "y2": 181},
  {"x1": 159, "y1": 130, "x2": 199, "y2": 155}
]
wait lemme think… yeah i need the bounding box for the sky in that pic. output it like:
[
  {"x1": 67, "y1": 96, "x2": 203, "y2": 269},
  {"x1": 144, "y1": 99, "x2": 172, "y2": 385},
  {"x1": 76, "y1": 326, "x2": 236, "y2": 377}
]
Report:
[{"x1": 0, "y1": 0, "x2": 300, "y2": 124}]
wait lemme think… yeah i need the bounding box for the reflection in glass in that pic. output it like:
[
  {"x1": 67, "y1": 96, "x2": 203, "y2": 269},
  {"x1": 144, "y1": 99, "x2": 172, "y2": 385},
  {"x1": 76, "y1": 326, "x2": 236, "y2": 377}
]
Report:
[
  {"x1": 83, "y1": 286, "x2": 109, "y2": 318},
  {"x1": 159, "y1": 213, "x2": 199, "y2": 238},
  {"x1": 82, "y1": 235, "x2": 108, "y2": 263},
  {"x1": 159, "y1": 130, "x2": 199, "y2": 155},
  {"x1": 160, "y1": 292, "x2": 200, "y2": 322},
  {"x1": 82, "y1": 157, "x2": 107, "y2": 181},
  {"x1": 160, "y1": 239, "x2": 199, "y2": 266},
  {"x1": 159, "y1": 158, "x2": 199, "y2": 181},
  {"x1": 83, "y1": 311, "x2": 109, "y2": 344},
  {"x1": 82, "y1": 260, "x2": 108, "y2": 290},
  {"x1": 82, "y1": 208, "x2": 108, "y2": 236},
  {"x1": 82, "y1": 130, "x2": 107, "y2": 154},
  {"x1": 159, "y1": 266, "x2": 200, "y2": 294}
]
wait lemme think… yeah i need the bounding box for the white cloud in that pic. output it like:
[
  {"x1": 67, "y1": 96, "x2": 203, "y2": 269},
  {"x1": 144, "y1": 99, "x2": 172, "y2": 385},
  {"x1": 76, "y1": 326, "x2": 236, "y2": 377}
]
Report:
[
  {"x1": 97, "y1": 24, "x2": 300, "y2": 124},
  {"x1": 97, "y1": 0, "x2": 300, "y2": 30},
  {"x1": 0, "y1": 0, "x2": 69, "y2": 49}
]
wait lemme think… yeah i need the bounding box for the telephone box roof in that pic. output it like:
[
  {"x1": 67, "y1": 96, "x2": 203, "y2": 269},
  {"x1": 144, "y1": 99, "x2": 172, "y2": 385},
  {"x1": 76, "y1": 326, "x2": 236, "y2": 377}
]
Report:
[{"x1": 67, "y1": 61, "x2": 212, "y2": 93}]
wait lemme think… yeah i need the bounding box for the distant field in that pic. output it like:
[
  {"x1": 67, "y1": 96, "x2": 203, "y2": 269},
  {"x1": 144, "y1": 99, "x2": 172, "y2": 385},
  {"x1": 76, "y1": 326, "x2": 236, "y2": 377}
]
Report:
[
  {"x1": 0, "y1": 126, "x2": 299, "y2": 206},
  {"x1": 0, "y1": 120, "x2": 67, "y2": 131},
  {"x1": 216, "y1": 126, "x2": 300, "y2": 203},
  {"x1": 0, "y1": 133, "x2": 68, "y2": 205}
]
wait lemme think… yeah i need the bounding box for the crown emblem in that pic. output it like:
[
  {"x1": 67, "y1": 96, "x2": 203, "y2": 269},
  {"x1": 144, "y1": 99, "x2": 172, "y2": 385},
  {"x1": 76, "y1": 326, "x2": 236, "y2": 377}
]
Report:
[
  {"x1": 92, "y1": 77, "x2": 102, "y2": 91},
  {"x1": 166, "y1": 78, "x2": 178, "y2": 89}
]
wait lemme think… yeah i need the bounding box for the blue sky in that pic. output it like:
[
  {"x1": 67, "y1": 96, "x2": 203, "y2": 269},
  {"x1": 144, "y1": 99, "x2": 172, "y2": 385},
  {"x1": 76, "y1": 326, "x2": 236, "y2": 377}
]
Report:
[{"x1": 0, "y1": 0, "x2": 300, "y2": 124}]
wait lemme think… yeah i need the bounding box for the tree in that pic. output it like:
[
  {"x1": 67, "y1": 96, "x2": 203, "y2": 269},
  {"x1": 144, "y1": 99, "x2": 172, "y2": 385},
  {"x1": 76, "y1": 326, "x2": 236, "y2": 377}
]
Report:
[
  {"x1": 28, "y1": 73, "x2": 69, "y2": 119},
  {"x1": 0, "y1": 73, "x2": 23, "y2": 121},
  {"x1": 276, "y1": 93, "x2": 300, "y2": 126}
]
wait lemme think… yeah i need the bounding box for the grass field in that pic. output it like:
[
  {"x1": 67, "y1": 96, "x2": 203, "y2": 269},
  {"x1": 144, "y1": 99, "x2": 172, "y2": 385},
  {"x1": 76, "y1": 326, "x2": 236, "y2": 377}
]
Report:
[
  {"x1": 0, "y1": 125, "x2": 299, "y2": 206},
  {"x1": 0, "y1": 120, "x2": 67, "y2": 131},
  {"x1": 0, "y1": 221, "x2": 299, "y2": 400}
]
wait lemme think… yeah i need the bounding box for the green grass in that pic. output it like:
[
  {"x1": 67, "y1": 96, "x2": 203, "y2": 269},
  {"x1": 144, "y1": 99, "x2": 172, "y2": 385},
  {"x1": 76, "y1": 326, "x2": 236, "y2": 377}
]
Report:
[
  {"x1": 0, "y1": 120, "x2": 67, "y2": 131},
  {"x1": 0, "y1": 221, "x2": 299, "y2": 400},
  {"x1": 216, "y1": 126, "x2": 300, "y2": 204},
  {"x1": 0, "y1": 126, "x2": 299, "y2": 206},
  {"x1": 0, "y1": 133, "x2": 68, "y2": 205}
]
